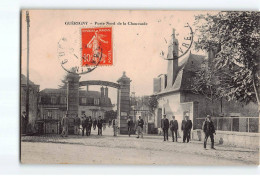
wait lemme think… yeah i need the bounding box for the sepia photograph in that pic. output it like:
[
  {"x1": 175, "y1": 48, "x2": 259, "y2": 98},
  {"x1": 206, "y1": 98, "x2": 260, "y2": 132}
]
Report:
[{"x1": 20, "y1": 10, "x2": 260, "y2": 165}]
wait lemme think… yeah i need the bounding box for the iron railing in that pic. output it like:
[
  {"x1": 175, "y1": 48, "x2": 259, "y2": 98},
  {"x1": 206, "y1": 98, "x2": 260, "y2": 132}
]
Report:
[{"x1": 194, "y1": 117, "x2": 259, "y2": 133}]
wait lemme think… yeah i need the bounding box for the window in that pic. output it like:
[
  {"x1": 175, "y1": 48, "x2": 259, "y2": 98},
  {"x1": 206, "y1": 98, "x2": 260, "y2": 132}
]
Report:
[
  {"x1": 94, "y1": 98, "x2": 100, "y2": 105},
  {"x1": 82, "y1": 97, "x2": 87, "y2": 104},
  {"x1": 164, "y1": 75, "x2": 167, "y2": 88},
  {"x1": 60, "y1": 97, "x2": 66, "y2": 104},
  {"x1": 51, "y1": 96, "x2": 56, "y2": 104},
  {"x1": 47, "y1": 110, "x2": 52, "y2": 118}
]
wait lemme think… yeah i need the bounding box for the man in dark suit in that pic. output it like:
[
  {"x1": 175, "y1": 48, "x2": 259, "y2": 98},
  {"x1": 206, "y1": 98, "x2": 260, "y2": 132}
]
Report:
[
  {"x1": 81, "y1": 114, "x2": 88, "y2": 136},
  {"x1": 97, "y1": 116, "x2": 103, "y2": 136},
  {"x1": 182, "y1": 116, "x2": 192, "y2": 143},
  {"x1": 161, "y1": 114, "x2": 169, "y2": 141},
  {"x1": 202, "y1": 115, "x2": 216, "y2": 149},
  {"x1": 170, "y1": 116, "x2": 178, "y2": 142},
  {"x1": 185, "y1": 116, "x2": 193, "y2": 143}
]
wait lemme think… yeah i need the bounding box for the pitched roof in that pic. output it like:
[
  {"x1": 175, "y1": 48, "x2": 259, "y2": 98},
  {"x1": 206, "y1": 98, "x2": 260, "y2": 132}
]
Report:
[
  {"x1": 21, "y1": 74, "x2": 37, "y2": 85},
  {"x1": 155, "y1": 52, "x2": 206, "y2": 95},
  {"x1": 40, "y1": 88, "x2": 101, "y2": 98}
]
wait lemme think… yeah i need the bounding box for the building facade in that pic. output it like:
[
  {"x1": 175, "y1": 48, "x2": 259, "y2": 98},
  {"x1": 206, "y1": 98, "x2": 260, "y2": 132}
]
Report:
[
  {"x1": 20, "y1": 74, "x2": 40, "y2": 133},
  {"x1": 38, "y1": 87, "x2": 113, "y2": 134},
  {"x1": 153, "y1": 29, "x2": 259, "y2": 133}
]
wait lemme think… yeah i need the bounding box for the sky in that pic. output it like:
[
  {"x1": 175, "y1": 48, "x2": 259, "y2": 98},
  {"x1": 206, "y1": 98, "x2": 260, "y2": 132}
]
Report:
[{"x1": 21, "y1": 10, "x2": 212, "y2": 105}]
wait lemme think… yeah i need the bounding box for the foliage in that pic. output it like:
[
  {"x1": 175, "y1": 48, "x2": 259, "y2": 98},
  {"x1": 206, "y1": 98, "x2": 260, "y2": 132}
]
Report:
[
  {"x1": 194, "y1": 11, "x2": 260, "y2": 106},
  {"x1": 147, "y1": 95, "x2": 158, "y2": 113},
  {"x1": 104, "y1": 110, "x2": 117, "y2": 121}
]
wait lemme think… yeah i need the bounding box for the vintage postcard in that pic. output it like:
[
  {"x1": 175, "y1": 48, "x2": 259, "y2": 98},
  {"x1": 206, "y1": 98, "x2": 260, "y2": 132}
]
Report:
[{"x1": 20, "y1": 10, "x2": 260, "y2": 165}]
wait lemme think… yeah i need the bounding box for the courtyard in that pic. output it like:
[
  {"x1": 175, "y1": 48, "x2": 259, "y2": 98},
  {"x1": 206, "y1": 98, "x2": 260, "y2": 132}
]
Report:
[{"x1": 21, "y1": 127, "x2": 259, "y2": 165}]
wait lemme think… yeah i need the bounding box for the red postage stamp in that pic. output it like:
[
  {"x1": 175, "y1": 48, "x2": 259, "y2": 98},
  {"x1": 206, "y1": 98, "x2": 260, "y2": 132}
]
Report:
[{"x1": 81, "y1": 27, "x2": 113, "y2": 66}]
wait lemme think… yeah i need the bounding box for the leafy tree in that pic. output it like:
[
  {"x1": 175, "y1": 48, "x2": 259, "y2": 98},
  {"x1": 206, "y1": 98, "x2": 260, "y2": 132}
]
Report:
[
  {"x1": 147, "y1": 95, "x2": 158, "y2": 113},
  {"x1": 104, "y1": 110, "x2": 117, "y2": 121},
  {"x1": 194, "y1": 11, "x2": 260, "y2": 110}
]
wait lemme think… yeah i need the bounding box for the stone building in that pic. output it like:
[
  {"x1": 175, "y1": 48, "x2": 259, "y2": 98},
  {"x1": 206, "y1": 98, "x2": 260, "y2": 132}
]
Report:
[
  {"x1": 20, "y1": 74, "x2": 40, "y2": 133},
  {"x1": 38, "y1": 87, "x2": 113, "y2": 134},
  {"x1": 152, "y1": 29, "x2": 259, "y2": 133}
]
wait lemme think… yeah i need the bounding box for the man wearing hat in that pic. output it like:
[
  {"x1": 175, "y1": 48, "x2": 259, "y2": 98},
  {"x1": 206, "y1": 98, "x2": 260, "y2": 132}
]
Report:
[
  {"x1": 202, "y1": 115, "x2": 216, "y2": 149},
  {"x1": 61, "y1": 112, "x2": 69, "y2": 137},
  {"x1": 74, "y1": 114, "x2": 81, "y2": 135},
  {"x1": 21, "y1": 111, "x2": 28, "y2": 134},
  {"x1": 169, "y1": 115, "x2": 178, "y2": 142},
  {"x1": 161, "y1": 114, "x2": 169, "y2": 141}
]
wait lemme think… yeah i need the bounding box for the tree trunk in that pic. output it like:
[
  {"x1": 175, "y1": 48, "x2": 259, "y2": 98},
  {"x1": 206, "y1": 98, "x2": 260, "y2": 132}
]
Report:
[{"x1": 252, "y1": 72, "x2": 260, "y2": 112}]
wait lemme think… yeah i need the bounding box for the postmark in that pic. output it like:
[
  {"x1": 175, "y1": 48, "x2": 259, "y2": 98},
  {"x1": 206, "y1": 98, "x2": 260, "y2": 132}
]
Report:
[
  {"x1": 57, "y1": 35, "x2": 102, "y2": 75},
  {"x1": 161, "y1": 23, "x2": 193, "y2": 60},
  {"x1": 81, "y1": 27, "x2": 113, "y2": 66}
]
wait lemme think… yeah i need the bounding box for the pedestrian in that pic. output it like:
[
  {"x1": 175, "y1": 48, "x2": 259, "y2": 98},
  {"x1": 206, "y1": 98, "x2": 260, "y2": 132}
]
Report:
[
  {"x1": 181, "y1": 116, "x2": 192, "y2": 143},
  {"x1": 161, "y1": 114, "x2": 169, "y2": 141},
  {"x1": 136, "y1": 116, "x2": 144, "y2": 138},
  {"x1": 108, "y1": 119, "x2": 112, "y2": 128},
  {"x1": 185, "y1": 116, "x2": 193, "y2": 143},
  {"x1": 86, "y1": 116, "x2": 92, "y2": 136},
  {"x1": 81, "y1": 114, "x2": 88, "y2": 136},
  {"x1": 181, "y1": 117, "x2": 187, "y2": 142},
  {"x1": 61, "y1": 112, "x2": 69, "y2": 137},
  {"x1": 170, "y1": 115, "x2": 178, "y2": 142},
  {"x1": 127, "y1": 116, "x2": 133, "y2": 137},
  {"x1": 112, "y1": 119, "x2": 118, "y2": 136},
  {"x1": 202, "y1": 115, "x2": 216, "y2": 149},
  {"x1": 21, "y1": 111, "x2": 28, "y2": 134},
  {"x1": 93, "y1": 118, "x2": 97, "y2": 130},
  {"x1": 97, "y1": 116, "x2": 103, "y2": 136},
  {"x1": 74, "y1": 114, "x2": 81, "y2": 135}
]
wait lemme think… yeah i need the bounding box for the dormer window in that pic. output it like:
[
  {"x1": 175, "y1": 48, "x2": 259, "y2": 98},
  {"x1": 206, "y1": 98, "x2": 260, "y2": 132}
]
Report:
[{"x1": 51, "y1": 96, "x2": 56, "y2": 104}]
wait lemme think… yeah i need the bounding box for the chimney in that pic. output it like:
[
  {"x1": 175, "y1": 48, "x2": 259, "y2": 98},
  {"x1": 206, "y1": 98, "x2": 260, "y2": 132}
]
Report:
[
  {"x1": 104, "y1": 87, "x2": 108, "y2": 98},
  {"x1": 166, "y1": 28, "x2": 179, "y2": 88},
  {"x1": 100, "y1": 86, "x2": 104, "y2": 99}
]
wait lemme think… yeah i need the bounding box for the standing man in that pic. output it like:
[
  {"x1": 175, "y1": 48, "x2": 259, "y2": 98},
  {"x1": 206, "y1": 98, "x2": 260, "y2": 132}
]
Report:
[
  {"x1": 21, "y1": 111, "x2": 28, "y2": 134},
  {"x1": 112, "y1": 119, "x2": 118, "y2": 136},
  {"x1": 97, "y1": 116, "x2": 103, "y2": 136},
  {"x1": 170, "y1": 116, "x2": 178, "y2": 142},
  {"x1": 202, "y1": 115, "x2": 216, "y2": 149},
  {"x1": 61, "y1": 112, "x2": 69, "y2": 137},
  {"x1": 161, "y1": 114, "x2": 169, "y2": 141},
  {"x1": 86, "y1": 116, "x2": 92, "y2": 136},
  {"x1": 74, "y1": 114, "x2": 81, "y2": 135},
  {"x1": 127, "y1": 116, "x2": 133, "y2": 137},
  {"x1": 181, "y1": 117, "x2": 187, "y2": 142},
  {"x1": 93, "y1": 118, "x2": 97, "y2": 130},
  {"x1": 185, "y1": 116, "x2": 193, "y2": 143},
  {"x1": 81, "y1": 114, "x2": 88, "y2": 136},
  {"x1": 136, "y1": 116, "x2": 144, "y2": 139}
]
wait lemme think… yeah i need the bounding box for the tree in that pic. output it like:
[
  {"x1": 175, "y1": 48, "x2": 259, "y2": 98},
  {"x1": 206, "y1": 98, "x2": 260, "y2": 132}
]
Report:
[
  {"x1": 194, "y1": 11, "x2": 260, "y2": 110},
  {"x1": 191, "y1": 60, "x2": 221, "y2": 115},
  {"x1": 104, "y1": 110, "x2": 117, "y2": 122},
  {"x1": 147, "y1": 95, "x2": 158, "y2": 113}
]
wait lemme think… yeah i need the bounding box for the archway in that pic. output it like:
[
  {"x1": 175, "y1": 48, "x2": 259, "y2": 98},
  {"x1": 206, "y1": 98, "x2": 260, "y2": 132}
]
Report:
[{"x1": 66, "y1": 72, "x2": 131, "y2": 134}]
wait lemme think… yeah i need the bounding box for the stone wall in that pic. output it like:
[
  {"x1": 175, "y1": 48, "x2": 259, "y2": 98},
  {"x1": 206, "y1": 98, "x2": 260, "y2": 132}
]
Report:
[{"x1": 192, "y1": 130, "x2": 260, "y2": 150}]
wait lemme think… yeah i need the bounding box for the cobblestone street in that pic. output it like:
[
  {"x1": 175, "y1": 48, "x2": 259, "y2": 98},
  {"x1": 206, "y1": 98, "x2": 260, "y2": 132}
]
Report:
[{"x1": 21, "y1": 127, "x2": 259, "y2": 165}]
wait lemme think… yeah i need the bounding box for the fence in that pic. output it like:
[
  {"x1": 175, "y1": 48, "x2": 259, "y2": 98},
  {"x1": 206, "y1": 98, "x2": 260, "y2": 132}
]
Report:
[{"x1": 194, "y1": 117, "x2": 259, "y2": 133}]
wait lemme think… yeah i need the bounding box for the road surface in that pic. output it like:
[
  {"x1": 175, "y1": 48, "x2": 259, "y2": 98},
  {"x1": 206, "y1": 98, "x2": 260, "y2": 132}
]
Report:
[{"x1": 21, "y1": 126, "x2": 259, "y2": 165}]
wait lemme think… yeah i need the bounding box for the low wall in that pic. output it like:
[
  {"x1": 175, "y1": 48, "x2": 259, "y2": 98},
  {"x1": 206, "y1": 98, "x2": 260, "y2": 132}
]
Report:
[{"x1": 192, "y1": 129, "x2": 260, "y2": 150}]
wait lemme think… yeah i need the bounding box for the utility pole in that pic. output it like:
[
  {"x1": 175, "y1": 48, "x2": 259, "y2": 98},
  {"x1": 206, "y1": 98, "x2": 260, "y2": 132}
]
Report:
[{"x1": 25, "y1": 11, "x2": 30, "y2": 134}]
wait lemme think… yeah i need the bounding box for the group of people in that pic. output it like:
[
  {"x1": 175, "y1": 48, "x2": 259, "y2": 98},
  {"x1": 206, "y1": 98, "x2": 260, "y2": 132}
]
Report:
[
  {"x1": 161, "y1": 114, "x2": 216, "y2": 149},
  {"x1": 60, "y1": 112, "x2": 216, "y2": 149},
  {"x1": 60, "y1": 112, "x2": 105, "y2": 137}
]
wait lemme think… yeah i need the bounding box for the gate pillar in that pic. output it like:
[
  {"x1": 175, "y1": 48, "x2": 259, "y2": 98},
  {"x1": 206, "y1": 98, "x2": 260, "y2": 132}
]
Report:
[
  {"x1": 66, "y1": 73, "x2": 80, "y2": 134},
  {"x1": 117, "y1": 72, "x2": 131, "y2": 134}
]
